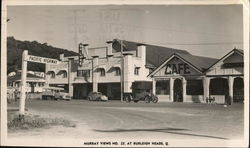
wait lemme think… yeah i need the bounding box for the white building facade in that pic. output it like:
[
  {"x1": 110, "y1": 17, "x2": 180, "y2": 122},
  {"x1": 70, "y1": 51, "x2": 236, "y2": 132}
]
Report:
[
  {"x1": 46, "y1": 40, "x2": 152, "y2": 100},
  {"x1": 46, "y1": 39, "x2": 244, "y2": 104}
]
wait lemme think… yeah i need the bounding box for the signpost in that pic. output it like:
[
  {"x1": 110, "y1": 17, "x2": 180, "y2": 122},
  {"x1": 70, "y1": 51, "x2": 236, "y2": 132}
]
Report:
[
  {"x1": 26, "y1": 55, "x2": 59, "y2": 65},
  {"x1": 19, "y1": 50, "x2": 28, "y2": 117},
  {"x1": 19, "y1": 50, "x2": 59, "y2": 117}
]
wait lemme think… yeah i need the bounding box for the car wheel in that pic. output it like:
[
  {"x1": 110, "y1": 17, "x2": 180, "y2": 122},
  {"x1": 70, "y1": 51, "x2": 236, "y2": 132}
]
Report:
[
  {"x1": 145, "y1": 96, "x2": 150, "y2": 103},
  {"x1": 125, "y1": 95, "x2": 131, "y2": 103}
]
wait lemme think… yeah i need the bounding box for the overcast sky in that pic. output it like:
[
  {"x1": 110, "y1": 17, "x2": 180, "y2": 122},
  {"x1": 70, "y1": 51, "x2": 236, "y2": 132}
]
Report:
[{"x1": 7, "y1": 5, "x2": 243, "y2": 58}]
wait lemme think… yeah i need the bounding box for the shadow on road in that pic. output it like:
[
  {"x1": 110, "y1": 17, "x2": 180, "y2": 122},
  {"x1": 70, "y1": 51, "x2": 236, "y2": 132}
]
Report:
[{"x1": 93, "y1": 127, "x2": 228, "y2": 140}]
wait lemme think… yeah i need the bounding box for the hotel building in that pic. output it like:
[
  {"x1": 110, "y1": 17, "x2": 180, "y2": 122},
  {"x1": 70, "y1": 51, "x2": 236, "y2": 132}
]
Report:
[{"x1": 45, "y1": 39, "x2": 244, "y2": 104}]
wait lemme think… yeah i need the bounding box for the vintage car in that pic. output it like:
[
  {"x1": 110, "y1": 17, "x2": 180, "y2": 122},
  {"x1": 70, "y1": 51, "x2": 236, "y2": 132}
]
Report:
[
  {"x1": 41, "y1": 87, "x2": 72, "y2": 101},
  {"x1": 87, "y1": 92, "x2": 108, "y2": 101},
  {"x1": 124, "y1": 81, "x2": 158, "y2": 103},
  {"x1": 55, "y1": 91, "x2": 72, "y2": 101},
  {"x1": 124, "y1": 91, "x2": 158, "y2": 103}
]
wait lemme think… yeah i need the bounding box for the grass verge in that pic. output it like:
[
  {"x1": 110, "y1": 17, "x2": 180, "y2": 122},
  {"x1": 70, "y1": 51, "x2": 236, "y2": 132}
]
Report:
[{"x1": 8, "y1": 111, "x2": 76, "y2": 132}]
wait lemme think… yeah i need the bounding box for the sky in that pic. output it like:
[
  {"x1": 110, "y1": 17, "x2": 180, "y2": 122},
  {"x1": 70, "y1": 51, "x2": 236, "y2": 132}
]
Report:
[{"x1": 7, "y1": 5, "x2": 243, "y2": 58}]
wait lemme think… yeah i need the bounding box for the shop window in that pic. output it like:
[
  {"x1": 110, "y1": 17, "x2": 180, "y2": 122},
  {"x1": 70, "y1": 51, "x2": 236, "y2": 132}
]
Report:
[
  {"x1": 210, "y1": 78, "x2": 228, "y2": 95},
  {"x1": 100, "y1": 68, "x2": 105, "y2": 76},
  {"x1": 134, "y1": 67, "x2": 140, "y2": 75},
  {"x1": 156, "y1": 80, "x2": 170, "y2": 95},
  {"x1": 186, "y1": 80, "x2": 203, "y2": 95},
  {"x1": 77, "y1": 70, "x2": 90, "y2": 77},
  {"x1": 115, "y1": 67, "x2": 121, "y2": 76}
]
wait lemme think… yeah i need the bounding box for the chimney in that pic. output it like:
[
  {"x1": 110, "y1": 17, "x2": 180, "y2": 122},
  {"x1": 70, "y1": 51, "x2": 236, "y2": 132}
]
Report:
[
  {"x1": 106, "y1": 41, "x2": 113, "y2": 57},
  {"x1": 137, "y1": 44, "x2": 146, "y2": 65},
  {"x1": 59, "y1": 53, "x2": 64, "y2": 61}
]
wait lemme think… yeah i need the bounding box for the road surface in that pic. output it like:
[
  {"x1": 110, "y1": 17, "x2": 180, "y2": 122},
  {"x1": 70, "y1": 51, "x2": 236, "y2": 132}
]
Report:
[{"x1": 7, "y1": 99, "x2": 244, "y2": 141}]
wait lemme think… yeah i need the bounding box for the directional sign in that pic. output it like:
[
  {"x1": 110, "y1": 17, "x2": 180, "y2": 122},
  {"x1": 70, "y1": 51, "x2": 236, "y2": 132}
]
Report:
[
  {"x1": 19, "y1": 51, "x2": 60, "y2": 116},
  {"x1": 26, "y1": 55, "x2": 59, "y2": 65}
]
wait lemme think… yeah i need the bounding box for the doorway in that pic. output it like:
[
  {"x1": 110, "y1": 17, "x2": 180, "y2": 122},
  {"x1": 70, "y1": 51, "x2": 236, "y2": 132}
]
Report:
[
  {"x1": 233, "y1": 77, "x2": 244, "y2": 103},
  {"x1": 174, "y1": 79, "x2": 183, "y2": 102}
]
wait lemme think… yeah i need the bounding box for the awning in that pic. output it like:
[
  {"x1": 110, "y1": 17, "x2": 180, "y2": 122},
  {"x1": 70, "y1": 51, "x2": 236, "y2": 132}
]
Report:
[
  {"x1": 46, "y1": 70, "x2": 56, "y2": 74},
  {"x1": 56, "y1": 70, "x2": 67, "y2": 75}
]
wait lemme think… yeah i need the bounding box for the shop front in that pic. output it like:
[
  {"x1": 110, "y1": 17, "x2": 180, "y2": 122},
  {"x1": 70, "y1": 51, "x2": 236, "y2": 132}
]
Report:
[
  {"x1": 150, "y1": 53, "x2": 207, "y2": 103},
  {"x1": 205, "y1": 49, "x2": 244, "y2": 104},
  {"x1": 149, "y1": 49, "x2": 244, "y2": 104}
]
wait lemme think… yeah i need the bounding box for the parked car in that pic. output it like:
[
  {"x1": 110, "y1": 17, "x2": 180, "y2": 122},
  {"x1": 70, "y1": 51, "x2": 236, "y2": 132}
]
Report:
[
  {"x1": 55, "y1": 91, "x2": 72, "y2": 101},
  {"x1": 87, "y1": 92, "x2": 108, "y2": 101},
  {"x1": 124, "y1": 91, "x2": 158, "y2": 103},
  {"x1": 124, "y1": 81, "x2": 158, "y2": 103}
]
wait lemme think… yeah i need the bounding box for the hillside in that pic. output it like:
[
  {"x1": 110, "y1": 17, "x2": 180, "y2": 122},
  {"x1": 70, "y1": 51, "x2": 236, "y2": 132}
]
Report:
[{"x1": 7, "y1": 37, "x2": 78, "y2": 74}]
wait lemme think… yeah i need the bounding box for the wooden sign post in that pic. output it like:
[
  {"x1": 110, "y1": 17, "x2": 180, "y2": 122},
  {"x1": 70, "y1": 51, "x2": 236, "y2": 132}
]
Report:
[
  {"x1": 19, "y1": 50, "x2": 28, "y2": 117},
  {"x1": 19, "y1": 50, "x2": 59, "y2": 118}
]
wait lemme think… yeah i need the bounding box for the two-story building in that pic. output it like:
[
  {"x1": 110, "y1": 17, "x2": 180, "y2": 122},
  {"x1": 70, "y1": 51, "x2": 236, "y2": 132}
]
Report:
[{"x1": 45, "y1": 39, "x2": 191, "y2": 100}]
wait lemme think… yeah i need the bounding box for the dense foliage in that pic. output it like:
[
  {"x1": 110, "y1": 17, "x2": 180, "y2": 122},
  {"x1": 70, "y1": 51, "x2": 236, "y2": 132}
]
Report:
[{"x1": 7, "y1": 37, "x2": 78, "y2": 74}]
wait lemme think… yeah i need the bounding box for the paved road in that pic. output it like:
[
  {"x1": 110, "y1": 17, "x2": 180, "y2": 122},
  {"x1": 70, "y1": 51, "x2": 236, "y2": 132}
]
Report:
[{"x1": 8, "y1": 100, "x2": 244, "y2": 140}]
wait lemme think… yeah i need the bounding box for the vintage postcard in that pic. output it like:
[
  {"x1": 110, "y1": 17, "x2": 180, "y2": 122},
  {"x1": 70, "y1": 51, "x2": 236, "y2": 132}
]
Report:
[{"x1": 1, "y1": 0, "x2": 249, "y2": 147}]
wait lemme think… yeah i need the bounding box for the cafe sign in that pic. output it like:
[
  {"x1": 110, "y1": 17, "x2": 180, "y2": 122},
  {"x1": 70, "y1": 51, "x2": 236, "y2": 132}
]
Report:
[{"x1": 165, "y1": 63, "x2": 190, "y2": 74}]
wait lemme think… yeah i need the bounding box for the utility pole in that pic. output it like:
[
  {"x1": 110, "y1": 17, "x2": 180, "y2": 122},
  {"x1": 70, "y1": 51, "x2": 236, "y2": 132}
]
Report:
[{"x1": 120, "y1": 40, "x2": 124, "y2": 102}]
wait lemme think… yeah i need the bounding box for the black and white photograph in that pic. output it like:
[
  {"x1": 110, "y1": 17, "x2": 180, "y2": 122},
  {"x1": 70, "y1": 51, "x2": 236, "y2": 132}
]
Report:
[{"x1": 1, "y1": 0, "x2": 249, "y2": 147}]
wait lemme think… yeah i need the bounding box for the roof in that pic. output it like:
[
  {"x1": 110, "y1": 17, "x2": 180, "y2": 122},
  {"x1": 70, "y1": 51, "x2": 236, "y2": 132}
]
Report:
[
  {"x1": 236, "y1": 49, "x2": 244, "y2": 54},
  {"x1": 176, "y1": 52, "x2": 218, "y2": 72},
  {"x1": 7, "y1": 72, "x2": 45, "y2": 83},
  {"x1": 205, "y1": 48, "x2": 244, "y2": 71},
  {"x1": 148, "y1": 52, "x2": 218, "y2": 77},
  {"x1": 112, "y1": 39, "x2": 190, "y2": 68}
]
